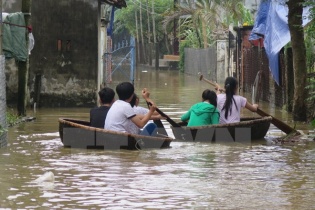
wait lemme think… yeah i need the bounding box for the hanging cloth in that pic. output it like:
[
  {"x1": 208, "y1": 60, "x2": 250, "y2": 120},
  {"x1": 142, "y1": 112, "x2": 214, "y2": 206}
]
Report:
[{"x1": 2, "y1": 12, "x2": 28, "y2": 61}]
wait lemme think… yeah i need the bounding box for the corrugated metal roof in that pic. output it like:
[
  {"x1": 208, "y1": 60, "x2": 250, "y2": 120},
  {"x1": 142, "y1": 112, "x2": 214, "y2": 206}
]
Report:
[{"x1": 102, "y1": 0, "x2": 127, "y2": 9}]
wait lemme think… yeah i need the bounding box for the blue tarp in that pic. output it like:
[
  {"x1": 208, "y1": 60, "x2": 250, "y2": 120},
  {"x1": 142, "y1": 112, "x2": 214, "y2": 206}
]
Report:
[{"x1": 250, "y1": 0, "x2": 312, "y2": 85}]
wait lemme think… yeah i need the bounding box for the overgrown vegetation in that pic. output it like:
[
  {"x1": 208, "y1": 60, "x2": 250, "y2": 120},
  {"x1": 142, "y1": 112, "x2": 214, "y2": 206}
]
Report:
[
  {"x1": 0, "y1": 110, "x2": 19, "y2": 135},
  {"x1": 163, "y1": 1, "x2": 254, "y2": 49},
  {"x1": 6, "y1": 110, "x2": 20, "y2": 127},
  {"x1": 114, "y1": 0, "x2": 255, "y2": 65},
  {"x1": 114, "y1": 0, "x2": 174, "y2": 60},
  {"x1": 0, "y1": 125, "x2": 6, "y2": 135}
]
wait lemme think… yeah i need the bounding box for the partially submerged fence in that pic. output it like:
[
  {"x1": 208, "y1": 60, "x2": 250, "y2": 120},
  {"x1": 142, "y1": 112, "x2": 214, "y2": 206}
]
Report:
[
  {"x1": 235, "y1": 26, "x2": 287, "y2": 108},
  {"x1": 105, "y1": 35, "x2": 136, "y2": 84},
  {"x1": 0, "y1": 55, "x2": 7, "y2": 148},
  {"x1": 242, "y1": 47, "x2": 286, "y2": 107}
]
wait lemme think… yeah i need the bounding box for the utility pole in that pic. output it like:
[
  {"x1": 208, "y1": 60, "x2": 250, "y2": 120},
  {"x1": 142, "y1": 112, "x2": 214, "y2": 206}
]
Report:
[{"x1": 17, "y1": 0, "x2": 31, "y2": 116}]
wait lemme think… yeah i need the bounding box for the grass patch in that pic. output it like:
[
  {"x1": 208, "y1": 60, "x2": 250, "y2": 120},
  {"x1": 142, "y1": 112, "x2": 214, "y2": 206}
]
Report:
[{"x1": 6, "y1": 109, "x2": 20, "y2": 127}]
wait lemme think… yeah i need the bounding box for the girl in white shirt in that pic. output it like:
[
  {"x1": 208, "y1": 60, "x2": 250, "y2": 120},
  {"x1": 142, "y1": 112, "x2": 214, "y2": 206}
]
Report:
[{"x1": 216, "y1": 77, "x2": 258, "y2": 124}]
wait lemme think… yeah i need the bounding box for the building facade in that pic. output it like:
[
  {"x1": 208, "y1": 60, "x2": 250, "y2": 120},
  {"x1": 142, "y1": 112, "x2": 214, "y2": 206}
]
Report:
[
  {"x1": 29, "y1": 0, "x2": 99, "y2": 107},
  {"x1": 4, "y1": 0, "x2": 126, "y2": 108}
]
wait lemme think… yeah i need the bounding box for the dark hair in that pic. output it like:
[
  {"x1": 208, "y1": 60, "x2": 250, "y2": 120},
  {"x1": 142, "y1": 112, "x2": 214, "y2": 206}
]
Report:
[
  {"x1": 116, "y1": 82, "x2": 134, "y2": 100},
  {"x1": 202, "y1": 89, "x2": 217, "y2": 107},
  {"x1": 130, "y1": 93, "x2": 139, "y2": 107},
  {"x1": 222, "y1": 77, "x2": 238, "y2": 119},
  {"x1": 98, "y1": 87, "x2": 115, "y2": 104}
]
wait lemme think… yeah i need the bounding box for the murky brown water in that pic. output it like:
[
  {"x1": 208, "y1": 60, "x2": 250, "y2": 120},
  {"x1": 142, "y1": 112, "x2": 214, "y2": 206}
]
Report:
[{"x1": 1, "y1": 69, "x2": 315, "y2": 209}]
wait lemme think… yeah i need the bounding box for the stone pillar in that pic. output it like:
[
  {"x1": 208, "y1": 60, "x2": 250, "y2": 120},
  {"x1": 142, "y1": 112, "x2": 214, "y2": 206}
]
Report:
[{"x1": 216, "y1": 40, "x2": 228, "y2": 84}]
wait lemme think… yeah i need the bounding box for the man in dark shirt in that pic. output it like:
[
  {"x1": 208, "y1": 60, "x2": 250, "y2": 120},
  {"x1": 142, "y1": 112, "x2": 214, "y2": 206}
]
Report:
[{"x1": 90, "y1": 87, "x2": 115, "y2": 128}]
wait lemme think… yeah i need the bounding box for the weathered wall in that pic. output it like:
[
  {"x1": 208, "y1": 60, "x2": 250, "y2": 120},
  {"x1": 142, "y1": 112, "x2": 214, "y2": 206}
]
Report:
[
  {"x1": 27, "y1": 0, "x2": 99, "y2": 107},
  {"x1": 2, "y1": 0, "x2": 22, "y2": 12},
  {"x1": 5, "y1": 59, "x2": 19, "y2": 104}
]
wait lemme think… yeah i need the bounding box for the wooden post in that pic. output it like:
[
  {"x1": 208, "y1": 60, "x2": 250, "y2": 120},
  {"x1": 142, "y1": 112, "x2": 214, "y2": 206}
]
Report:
[{"x1": 17, "y1": 0, "x2": 31, "y2": 116}]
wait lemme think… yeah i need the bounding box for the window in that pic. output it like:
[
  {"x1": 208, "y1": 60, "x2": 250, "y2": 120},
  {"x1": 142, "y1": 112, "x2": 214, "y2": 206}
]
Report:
[{"x1": 57, "y1": 40, "x2": 62, "y2": 51}]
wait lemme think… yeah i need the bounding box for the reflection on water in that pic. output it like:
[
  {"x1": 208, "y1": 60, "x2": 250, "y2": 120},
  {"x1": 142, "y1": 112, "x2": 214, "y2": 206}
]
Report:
[{"x1": 1, "y1": 69, "x2": 315, "y2": 209}]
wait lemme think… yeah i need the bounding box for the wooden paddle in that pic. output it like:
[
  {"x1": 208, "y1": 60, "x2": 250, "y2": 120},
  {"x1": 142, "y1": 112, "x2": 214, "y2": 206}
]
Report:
[
  {"x1": 146, "y1": 101, "x2": 181, "y2": 127},
  {"x1": 198, "y1": 74, "x2": 297, "y2": 134},
  {"x1": 144, "y1": 101, "x2": 168, "y2": 135}
]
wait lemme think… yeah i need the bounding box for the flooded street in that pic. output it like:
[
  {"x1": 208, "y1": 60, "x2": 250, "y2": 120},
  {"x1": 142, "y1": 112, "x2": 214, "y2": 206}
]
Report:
[{"x1": 1, "y1": 70, "x2": 315, "y2": 209}]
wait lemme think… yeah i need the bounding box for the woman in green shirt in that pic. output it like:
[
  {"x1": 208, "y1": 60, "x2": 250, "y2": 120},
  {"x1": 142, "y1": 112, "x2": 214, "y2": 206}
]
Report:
[{"x1": 181, "y1": 89, "x2": 220, "y2": 127}]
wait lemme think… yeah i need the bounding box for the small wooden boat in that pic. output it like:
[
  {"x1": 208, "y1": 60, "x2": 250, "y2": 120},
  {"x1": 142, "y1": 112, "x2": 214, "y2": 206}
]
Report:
[
  {"x1": 59, "y1": 118, "x2": 173, "y2": 150},
  {"x1": 171, "y1": 116, "x2": 272, "y2": 142}
]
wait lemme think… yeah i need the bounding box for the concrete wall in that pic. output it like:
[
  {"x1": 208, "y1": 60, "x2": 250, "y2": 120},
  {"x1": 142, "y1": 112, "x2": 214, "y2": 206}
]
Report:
[
  {"x1": 243, "y1": 0, "x2": 259, "y2": 14},
  {"x1": 5, "y1": 59, "x2": 19, "y2": 104},
  {"x1": 27, "y1": 0, "x2": 99, "y2": 107},
  {"x1": 2, "y1": 0, "x2": 22, "y2": 13}
]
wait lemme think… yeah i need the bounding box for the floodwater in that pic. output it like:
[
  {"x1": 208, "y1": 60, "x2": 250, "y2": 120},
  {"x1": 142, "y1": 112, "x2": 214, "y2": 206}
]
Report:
[{"x1": 1, "y1": 69, "x2": 315, "y2": 209}]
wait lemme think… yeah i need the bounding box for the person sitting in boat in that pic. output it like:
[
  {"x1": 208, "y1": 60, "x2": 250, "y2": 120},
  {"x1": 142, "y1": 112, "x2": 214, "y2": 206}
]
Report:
[
  {"x1": 215, "y1": 77, "x2": 258, "y2": 124},
  {"x1": 90, "y1": 87, "x2": 115, "y2": 128},
  {"x1": 181, "y1": 89, "x2": 220, "y2": 127},
  {"x1": 129, "y1": 93, "x2": 164, "y2": 134},
  {"x1": 104, "y1": 82, "x2": 157, "y2": 136}
]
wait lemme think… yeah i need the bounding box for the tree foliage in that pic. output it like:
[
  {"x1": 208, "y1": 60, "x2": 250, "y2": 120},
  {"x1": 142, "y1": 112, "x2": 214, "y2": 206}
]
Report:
[
  {"x1": 163, "y1": 0, "x2": 254, "y2": 49},
  {"x1": 304, "y1": 1, "x2": 315, "y2": 121},
  {"x1": 114, "y1": 0, "x2": 173, "y2": 42},
  {"x1": 287, "y1": 0, "x2": 308, "y2": 121}
]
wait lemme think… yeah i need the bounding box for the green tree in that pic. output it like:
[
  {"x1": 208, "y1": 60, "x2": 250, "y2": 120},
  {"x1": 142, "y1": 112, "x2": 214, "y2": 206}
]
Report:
[
  {"x1": 287, "y1": 0, "x2": 308, "y2": 121},
  {"x1": 114, "y1": 0, "x2": 174, "y2": 63},
  {"x1": 305, "y1": 1, "x2": 315, "y2": 122},
  {"x1": 163, "y1": 0, "x2": 250, "y2": 49}
]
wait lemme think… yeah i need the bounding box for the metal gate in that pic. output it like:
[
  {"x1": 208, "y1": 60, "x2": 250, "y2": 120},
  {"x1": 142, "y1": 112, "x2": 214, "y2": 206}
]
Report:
[{"x1": 104, "y1": 36, "x2": 136, "y2": 84}]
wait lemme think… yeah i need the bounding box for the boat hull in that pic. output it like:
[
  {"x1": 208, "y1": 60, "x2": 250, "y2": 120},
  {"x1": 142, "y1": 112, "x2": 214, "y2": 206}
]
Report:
[
  {"x1": 59, "y1": 118, "x2": 172, "y2": 150},
  {"x1": 171, "y1": 117, "x2": 272, "y2": 142}
]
